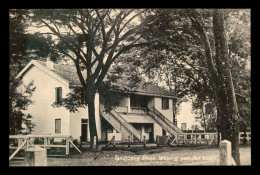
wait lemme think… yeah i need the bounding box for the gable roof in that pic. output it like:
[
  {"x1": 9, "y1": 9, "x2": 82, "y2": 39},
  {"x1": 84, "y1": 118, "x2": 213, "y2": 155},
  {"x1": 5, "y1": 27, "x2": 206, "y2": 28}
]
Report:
[
  {"x1": 36, "y1": 60, "x2": 84, "y2": 86},
  {"x1": 18, "y1": 60, "x2": 176, "y2": 98}
]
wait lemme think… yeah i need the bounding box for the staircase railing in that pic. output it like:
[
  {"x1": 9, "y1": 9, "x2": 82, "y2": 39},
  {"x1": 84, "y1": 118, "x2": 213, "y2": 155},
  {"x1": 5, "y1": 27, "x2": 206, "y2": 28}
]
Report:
[
  {"x1": 151, "y1": 107, "x2": 183, "y2": 134},
  {"x1": 147, "y1": 109, "x2": 179, "y2": 137},
  {"x1": 111, "y1": 109, "x2": 142, "y2": 141},
  {"x1": 100, "y1": 106, "x2": 132, "y2": 141}
]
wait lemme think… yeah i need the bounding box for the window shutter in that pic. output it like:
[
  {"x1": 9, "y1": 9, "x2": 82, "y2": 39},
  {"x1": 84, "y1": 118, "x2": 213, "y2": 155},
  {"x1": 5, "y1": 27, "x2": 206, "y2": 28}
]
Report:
[
  {"x1": 162, "y1": 98, "x2": 169, "y2": 110},
  {"x1": 55, "y1": 119, "x2": 61, "y2": 133},
  {"x1": 59, "y1": 88, "x2": 62, "y2": 103},
  {"x1": 55, "y1": 88, "x2": 58, "y2": 103},
  {"x1": 55, "y1": 87, "x2": 62, "y2": 104}
]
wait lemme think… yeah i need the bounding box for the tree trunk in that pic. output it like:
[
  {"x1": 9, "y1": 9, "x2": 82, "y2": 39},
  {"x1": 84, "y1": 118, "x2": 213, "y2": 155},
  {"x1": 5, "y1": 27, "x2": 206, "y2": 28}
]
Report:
[
  {"x1": 86, "y1": 90, "x2": 98, "y2": 150},
  {"x1": 213, "y1": 9, "x2": 240, "y2": 165},
  {"x1": 173, "y1": 102, "x2": 177, "y2": 125},
  {"x1": 201, "y1": 105, "x2": 207, "y2": 133}
]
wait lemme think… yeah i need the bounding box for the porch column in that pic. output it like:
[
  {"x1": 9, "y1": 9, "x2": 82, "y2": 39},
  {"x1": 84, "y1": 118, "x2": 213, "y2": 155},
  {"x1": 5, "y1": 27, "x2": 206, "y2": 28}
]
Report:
[{"x1": 127, "y1": 96, "x2": 131, "y2": 113}]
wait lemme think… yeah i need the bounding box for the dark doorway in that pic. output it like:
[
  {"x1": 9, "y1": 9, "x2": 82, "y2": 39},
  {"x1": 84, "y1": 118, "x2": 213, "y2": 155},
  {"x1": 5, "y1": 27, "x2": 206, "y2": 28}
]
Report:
[
  {"x1": 144, "y1": 123, "x2": 154, "y2": 143},
  {"x1": 130, "y1": 95, "x2": 149, "y2": 108},
  {"x1": 81, "y1": 119, "x2": 88, "y2": 142},
  {"x1": 162, "y1": 129, "x2": 166, "y2": 136}
]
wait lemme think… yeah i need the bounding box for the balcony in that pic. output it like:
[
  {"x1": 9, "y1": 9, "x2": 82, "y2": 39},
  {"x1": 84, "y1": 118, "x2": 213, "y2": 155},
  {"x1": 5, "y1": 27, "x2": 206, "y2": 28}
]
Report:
[
  {"x1": 115, "y1": 106, "x2": 147, "y2": 114},
  {"x1": 130, "y1": 107, "x2": 147, "y2": 114}
]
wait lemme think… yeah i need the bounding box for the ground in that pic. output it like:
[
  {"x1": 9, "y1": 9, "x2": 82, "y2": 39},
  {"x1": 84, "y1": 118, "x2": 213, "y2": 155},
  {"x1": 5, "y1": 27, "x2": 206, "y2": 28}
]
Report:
[{"x1": 9, "y1": 144, "x2": 251, "y2": 166}]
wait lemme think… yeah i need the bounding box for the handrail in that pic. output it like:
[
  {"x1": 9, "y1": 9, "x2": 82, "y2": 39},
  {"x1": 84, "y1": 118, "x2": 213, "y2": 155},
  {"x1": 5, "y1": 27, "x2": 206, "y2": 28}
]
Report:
[
  {"x1": 151, "y1": 107, "x2": 183, "y2": 133},
  {"x1": 100, "y1": 105, "x2": 133, "y2": 141},
  {"x1": 148, "y1": 109, "x2": 178, "y2": 137},
  {"x1": 110, "y1": 108, "x2": 142, "y2": 141}
]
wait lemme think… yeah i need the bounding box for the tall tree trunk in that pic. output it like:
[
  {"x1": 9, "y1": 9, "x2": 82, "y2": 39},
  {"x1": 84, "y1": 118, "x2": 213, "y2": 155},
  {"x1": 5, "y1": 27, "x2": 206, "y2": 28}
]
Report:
[
  {"x1": 86, "y1": 89, "x2": 98, "y2": 150},
  {"x1": 201, "y1": 105, "x2": 207, "y2": 133},
  {"x1": 213, "y1": 9, "x2": 240, "y2": 165}
]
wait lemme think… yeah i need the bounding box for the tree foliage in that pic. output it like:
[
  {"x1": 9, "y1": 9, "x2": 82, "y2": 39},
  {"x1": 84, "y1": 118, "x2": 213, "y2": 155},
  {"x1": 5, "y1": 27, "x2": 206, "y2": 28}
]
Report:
[
  {"x1": 29, "y1": 9, "x2": 151, "y2": 146},
  {"x1": 9, "y1": 9, "x2": 36, "y2": 134}
]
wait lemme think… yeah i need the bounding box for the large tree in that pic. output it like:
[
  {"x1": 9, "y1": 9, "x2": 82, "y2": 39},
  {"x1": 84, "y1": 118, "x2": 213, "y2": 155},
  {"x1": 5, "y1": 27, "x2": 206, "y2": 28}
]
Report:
[
  {"x1": 30, "y1": 9, "x2": 150, "y2": 148},
  {"x1": 137, "y1": 9, "x2": 250, "y2": 165}
]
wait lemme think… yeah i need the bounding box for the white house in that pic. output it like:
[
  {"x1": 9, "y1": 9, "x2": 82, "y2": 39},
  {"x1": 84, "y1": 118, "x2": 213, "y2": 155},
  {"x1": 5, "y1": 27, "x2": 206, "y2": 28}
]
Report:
[{"x1": 16, "y1": 59, "x2": 183, "y2": 143}]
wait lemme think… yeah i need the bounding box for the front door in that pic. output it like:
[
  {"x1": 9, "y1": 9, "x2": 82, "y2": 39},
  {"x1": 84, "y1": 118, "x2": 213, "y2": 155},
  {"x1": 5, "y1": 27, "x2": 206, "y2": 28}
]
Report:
[{"x1": 81, "y1": 119, "x2": 88, "y2": 142}]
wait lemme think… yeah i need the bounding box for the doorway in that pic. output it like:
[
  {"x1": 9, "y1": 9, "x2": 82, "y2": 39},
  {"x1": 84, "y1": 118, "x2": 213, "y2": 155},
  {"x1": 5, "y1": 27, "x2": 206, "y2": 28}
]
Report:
[{"x1": 81, "y1": 119, "x2": 88, "y2": 142}]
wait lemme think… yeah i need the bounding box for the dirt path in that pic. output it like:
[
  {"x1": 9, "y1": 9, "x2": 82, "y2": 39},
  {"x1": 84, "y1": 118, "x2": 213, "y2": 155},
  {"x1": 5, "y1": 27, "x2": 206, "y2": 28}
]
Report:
[{"x1": 9, "y1": 145, "x2": 251, "y2": 166}]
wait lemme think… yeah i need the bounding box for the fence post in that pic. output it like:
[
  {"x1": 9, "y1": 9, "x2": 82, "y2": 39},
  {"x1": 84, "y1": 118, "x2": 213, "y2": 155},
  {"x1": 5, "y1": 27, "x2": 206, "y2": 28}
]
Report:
[
  {"x1": 93, "y1": 136, "x2": 97, "y2": 151},
  {"x1": 113, "y1": 136, "x2": 115, "y2": 148},
  {"x1": 143, "y1": 136, "x2": 146, "y2": 148},
  {"x1": 128, "y1": 135, "x2": 131, "y2": 149},
  {"x1": 65, "y1": 137, "x2": 69, "y2": 155},
  {"x1": 44, "y1": 137, "x2": 47, "y2": 149},
  {"x1": 220, "y1": 140, "x2": 236, "y2": 166}
]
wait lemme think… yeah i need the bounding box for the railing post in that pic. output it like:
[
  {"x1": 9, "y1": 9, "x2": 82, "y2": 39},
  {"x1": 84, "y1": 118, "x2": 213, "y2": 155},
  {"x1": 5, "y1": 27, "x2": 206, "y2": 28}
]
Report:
[{"x1": 195, "y1": 134, "x2": 197, "y2": 145}]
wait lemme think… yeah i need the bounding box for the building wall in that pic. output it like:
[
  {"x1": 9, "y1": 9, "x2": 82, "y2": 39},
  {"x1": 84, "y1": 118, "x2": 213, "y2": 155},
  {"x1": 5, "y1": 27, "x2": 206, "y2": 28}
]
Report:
[
  {"x1": 147, "y1": 97, "x2": 155, "y2": 109},
  {"x1": 153, "y1": 122, "x2": 163, "y2": 140},
  {"x1": 118, "y1": 95, "x2": 129, "y2": 108},
  {"x1": 176, "y1": 100, "x2": 202, "y2": 131},
  {"x1": 20, "y1": 65, "x2": 71, "y2": 136},
  {"x1": 154, "y1": 97, "x2": 173, "y2": 122},
  {"x1": 107, "y1": 129, "x2": 122, "y2": 141}
]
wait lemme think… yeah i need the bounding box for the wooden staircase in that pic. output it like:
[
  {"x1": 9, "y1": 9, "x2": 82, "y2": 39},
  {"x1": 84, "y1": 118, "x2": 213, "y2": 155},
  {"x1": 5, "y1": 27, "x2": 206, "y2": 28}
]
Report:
[
  {"x1": 148, "y1": 107, "x2": 183, "y2": 138},
  {"x1": 99, "y1": 105, "x2": 143, "y2": 142}
]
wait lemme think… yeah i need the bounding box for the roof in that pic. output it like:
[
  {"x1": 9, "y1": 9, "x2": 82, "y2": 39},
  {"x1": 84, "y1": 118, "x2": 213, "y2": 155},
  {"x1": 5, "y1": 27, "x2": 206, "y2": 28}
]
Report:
[
  {"x1": 36, "y1": 60, "x2": 84, "y2": 86},
  {"x1": 134, "y1": 83, "x2": 176, "y2": 98},
  {"x1": 19, "y1": 60, "x2": 176, "y2": 98}
]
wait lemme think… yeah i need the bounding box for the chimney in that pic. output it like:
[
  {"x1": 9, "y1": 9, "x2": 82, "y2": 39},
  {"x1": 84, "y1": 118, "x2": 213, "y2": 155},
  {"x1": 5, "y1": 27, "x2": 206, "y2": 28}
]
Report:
[{"x1": 46, "y1": 58, "x2": 54, "y2": 70}]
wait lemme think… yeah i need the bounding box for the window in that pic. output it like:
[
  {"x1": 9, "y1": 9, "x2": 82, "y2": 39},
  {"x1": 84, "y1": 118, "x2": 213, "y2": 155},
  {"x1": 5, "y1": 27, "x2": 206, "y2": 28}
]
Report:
[
  {"x1": 55, "y1": 87, "x2": 62, "y2": 104},
  {"x1": 55, "y1": 119, "x2": 61, "y2": 134},
  {"x1": 162, "y1": 98, "x2": 169, "y2": 110},
  {"x1": 181, "y1": 123, "x2": 186, "y2": 130}
]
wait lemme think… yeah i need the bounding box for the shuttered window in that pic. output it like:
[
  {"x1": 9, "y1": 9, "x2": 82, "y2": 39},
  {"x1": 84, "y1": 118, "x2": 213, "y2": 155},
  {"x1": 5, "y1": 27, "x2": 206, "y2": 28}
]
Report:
[
  {"x1": 55, "y1": 87, "x2": 62, "y2": 104},
  {"x1": 162, "y1": 98, "x2": 169, "y2": 110},
  {"x1": 55, "y1": 119, "x2": 61, "y2": 134}
]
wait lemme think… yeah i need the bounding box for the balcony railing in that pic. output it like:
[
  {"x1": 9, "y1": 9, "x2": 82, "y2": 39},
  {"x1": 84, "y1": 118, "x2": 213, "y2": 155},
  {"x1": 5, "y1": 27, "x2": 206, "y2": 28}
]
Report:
[
  {"x1": 130, "y1": 107, "x2": 147, "y2": 114},
  {"x1": 114, "y1": 106, "x2": 148, "y2": 114}
]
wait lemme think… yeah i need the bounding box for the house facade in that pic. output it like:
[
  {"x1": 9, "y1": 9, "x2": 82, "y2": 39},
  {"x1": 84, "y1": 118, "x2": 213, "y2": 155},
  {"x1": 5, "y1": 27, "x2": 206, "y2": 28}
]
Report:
[{"x1": 16, "y1": 60, "x2": 182, "y2": 143}]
